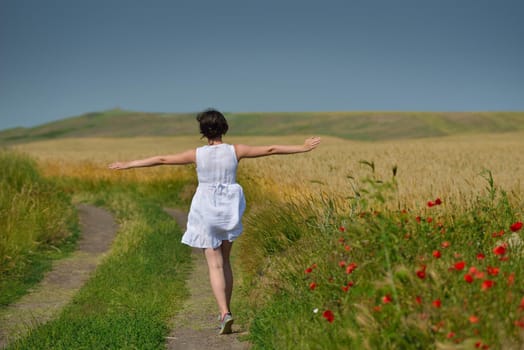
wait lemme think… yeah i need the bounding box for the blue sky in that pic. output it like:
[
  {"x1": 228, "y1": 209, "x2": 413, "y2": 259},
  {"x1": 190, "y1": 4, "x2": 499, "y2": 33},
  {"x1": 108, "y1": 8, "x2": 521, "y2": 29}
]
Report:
[{"x1": 1, "y1": 0, "x2": 523, "y2": 130}]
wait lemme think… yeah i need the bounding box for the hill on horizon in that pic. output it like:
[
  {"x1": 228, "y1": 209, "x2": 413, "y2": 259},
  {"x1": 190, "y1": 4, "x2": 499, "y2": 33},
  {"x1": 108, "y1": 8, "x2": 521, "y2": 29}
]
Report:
[{"x1": 1, "y1": 109, "x2": 524, "y2": 145}]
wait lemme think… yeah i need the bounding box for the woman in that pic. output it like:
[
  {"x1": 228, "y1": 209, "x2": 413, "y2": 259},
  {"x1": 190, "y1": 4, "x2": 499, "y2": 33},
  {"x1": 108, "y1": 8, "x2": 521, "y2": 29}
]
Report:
[{"x1": 109, "y1": 109, "x2": 321, "y2": 334}]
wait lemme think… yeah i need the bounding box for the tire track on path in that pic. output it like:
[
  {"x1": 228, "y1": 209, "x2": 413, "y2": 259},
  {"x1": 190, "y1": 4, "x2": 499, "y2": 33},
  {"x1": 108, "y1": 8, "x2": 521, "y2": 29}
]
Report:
[
  {"x1": 0, "y1": 204, "x2": 118, "y2": 348},
  {"x1": 164, "y1": 208, "x2": 250, "y2": 350}
]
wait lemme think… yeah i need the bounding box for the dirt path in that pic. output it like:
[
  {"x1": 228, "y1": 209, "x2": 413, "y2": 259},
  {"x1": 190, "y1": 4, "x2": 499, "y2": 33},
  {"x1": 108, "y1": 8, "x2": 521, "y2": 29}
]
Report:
[
  {"x1": 164, "y1": 208, "x2": 250, "y2": 350},
  {"x1": 0, "y1": 205, "x2": 250, "y2": 349},
  {"x1": 0, "y1": 204, "x2": 118, "y2": 348}
]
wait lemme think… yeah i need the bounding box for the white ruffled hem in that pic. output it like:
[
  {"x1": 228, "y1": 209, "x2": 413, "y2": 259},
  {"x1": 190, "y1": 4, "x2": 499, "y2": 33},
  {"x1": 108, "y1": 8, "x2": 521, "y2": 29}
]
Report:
[{"x1": 181, "y1": 228, "x2": 243, "y2": 249}]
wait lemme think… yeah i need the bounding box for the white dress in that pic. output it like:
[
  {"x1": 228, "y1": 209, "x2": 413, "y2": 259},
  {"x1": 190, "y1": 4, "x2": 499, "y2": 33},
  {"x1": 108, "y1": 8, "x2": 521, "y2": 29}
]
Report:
[{"x1": 181, "y1": 144, "x2": 246, "y2": 249}]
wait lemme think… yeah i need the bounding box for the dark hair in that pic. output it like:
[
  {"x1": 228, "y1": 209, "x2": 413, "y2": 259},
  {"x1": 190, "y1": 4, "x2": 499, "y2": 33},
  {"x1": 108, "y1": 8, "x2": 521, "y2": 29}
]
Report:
[{"x1": 196, "y1": 109, "x2": 229, "y2": 139}]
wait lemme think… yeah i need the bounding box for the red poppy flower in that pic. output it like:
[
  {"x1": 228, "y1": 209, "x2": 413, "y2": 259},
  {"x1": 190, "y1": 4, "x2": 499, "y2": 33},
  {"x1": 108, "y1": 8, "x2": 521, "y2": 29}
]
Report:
[
  {"x1": 382, "y1": 294, "x2": 393, "y2": 304},
  {"x1": 476, "y1": 253, "x2": 485, "y2": 260},
  {"x1": 341, "y1": 281, "x2": 354, "y2": 292},
  {"x1": 508, "y1": 272, "x2": 515, "y2": 286},
  {"x1": 481, "y1": 279, "x2": 495, "y2": 291},
  {"x1": 309, "y1": 282, "x2": 317, "y2": 290},
  {"x1": 346, "y1": 262, "x2": 357, "y2": 274},
  {"x1": 344, "y1": 245, "x2": 351, "y2": 251},
  {"x1": 305, "y1": 267, "x2": 313, "y2": 274},
  {"x1": 432, "y1": 299, "x2": 441, "y2": 308},
  {"x1": 469, "y1": 315, "x2": 479, "y2": 323},
  {"x1": 322, "y1": 310, "x2": 335, "y2": 323},
  {"x1": 427, "y1": 217, "x2": 433, "y2": 223},
  {"x1": 515, "y1": 319, "x2": 524, "y2": 329},
  {"x1": 416, "y1": 265, "x2": 427, "y2": 279},
  {"x1": 427, "y1": 201, "x2": 435, "y2": 207},
  {"x1": 415, "y1": 216, "x2": 422, "y2": 223},
  {"x1": 339, "y1": 226, "x2": 346, "y2": 232},
  {"x1": 415, "y1": 296, "x2": 422, "y2": 305},
  {"x1": 487, "y1": 266, "x2": 499, "y2": 276},
  {"x1": 493, "y1": 245, "x2": 506, "y2": 256},
  {"x1": 510, "y1": 221, "x2": 522, "y2": 232},
  {"x1": 454, "y1": 261, "x2": 466, "y2": 271},
  {"x1": 338, "y1": 237, "x2": 345, "y2": 244},
  {"x1": 338, "y1": 261, "x2": 346, "y2": 268},
  {"x1": 519, "y1": 296, "x2": 524, "y2": 310},
  {"x1": 446, "y1": 332, "x2": 455, "y2": 339},
  {"x1": 464, "y1": 274, "x2": 474, "y2": 283},
  {"x1": 432, "y1": 250, "x2": 442, "y2": 258},
  {"x1": 435, "y1": 198, "x2": 442, "y2": 205},
  {"x1": 469, "y1": 266, "x2": 486, "y2": 279},
  {"x1": 492, "y1": 230, "x2": 504, "y2": 237},
  {"x1": 441, "y1": 241, "x2": 451, "y2": 248},
  {"x1": 475, "y1": 271, "x2": 485, "y2": 279}
]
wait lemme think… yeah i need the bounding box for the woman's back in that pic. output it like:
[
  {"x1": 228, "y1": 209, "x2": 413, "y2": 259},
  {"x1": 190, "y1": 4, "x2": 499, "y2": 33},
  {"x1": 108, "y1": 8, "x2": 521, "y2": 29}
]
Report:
[{"x1": 196, "y1": 144, "x2": 238, "y2": 185}]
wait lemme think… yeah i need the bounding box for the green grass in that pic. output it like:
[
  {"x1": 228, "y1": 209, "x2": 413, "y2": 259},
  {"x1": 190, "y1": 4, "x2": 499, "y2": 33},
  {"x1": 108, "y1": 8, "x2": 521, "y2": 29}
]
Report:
[
  {"x1": 0, "y1": 150, "x2": 196, "y2": 347},
  {"x1": 2, "y1": 110, "x2": 524, "y2": 145},
  {"x1": 0, "y1": 150, "x2": 78, "y2": 306},
  {"x1": 236, "y1": 167, "x2": 524, "y2": 349},
  {"x1": 3, "y1": 146, "x2": 524, "y2": 348},
  {"x1": 7, "y1": 175, "x2": 194, "y2": 349}
]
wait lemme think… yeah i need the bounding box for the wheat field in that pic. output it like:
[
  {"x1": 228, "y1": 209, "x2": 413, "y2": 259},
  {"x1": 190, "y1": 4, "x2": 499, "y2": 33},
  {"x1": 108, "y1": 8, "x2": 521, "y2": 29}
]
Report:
[
  {"x1": 7, "y1": 131, "x2": 524, "y2": 349},
  {"x1": 13, "y1": 132, "x2": 524, "y2": 210}
]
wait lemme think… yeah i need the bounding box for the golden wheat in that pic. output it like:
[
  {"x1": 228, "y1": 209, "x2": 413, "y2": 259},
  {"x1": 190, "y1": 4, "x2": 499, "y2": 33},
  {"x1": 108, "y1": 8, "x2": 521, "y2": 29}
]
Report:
[
  {"x1": 240, "y1": 133, "x2": 524, "y2": 209},
  {"x1": 13, "y1": 132, "x2": 524, "y2": 209}
]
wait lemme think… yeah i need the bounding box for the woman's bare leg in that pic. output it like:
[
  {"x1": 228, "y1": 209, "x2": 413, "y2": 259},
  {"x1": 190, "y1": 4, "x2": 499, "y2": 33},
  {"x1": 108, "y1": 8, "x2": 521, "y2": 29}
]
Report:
[
  {"x1": 204, "y1": 240, "x2": 234, "y2": 317},
  {"x1": 221, "y1": 241, "x2": 234, "y2": 309}
]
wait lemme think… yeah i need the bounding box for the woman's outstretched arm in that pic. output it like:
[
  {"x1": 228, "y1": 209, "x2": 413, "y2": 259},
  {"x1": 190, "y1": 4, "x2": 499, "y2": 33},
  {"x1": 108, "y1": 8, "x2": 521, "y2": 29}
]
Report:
[
  {"x1": 108, "y1": 149, "x2": 196, "y2": 170},
  {"x1": 234, "y1": 137, "x2": 321, "y2": 160}
]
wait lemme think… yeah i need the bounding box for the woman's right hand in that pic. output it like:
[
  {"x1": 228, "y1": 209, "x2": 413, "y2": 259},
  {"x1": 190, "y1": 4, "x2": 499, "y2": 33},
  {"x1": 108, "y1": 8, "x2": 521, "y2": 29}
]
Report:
[{"x1": 108, "y1": 162, "x2": 129, "y2": 170}]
